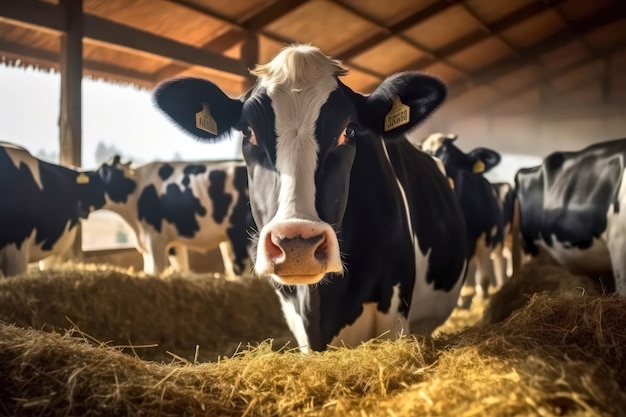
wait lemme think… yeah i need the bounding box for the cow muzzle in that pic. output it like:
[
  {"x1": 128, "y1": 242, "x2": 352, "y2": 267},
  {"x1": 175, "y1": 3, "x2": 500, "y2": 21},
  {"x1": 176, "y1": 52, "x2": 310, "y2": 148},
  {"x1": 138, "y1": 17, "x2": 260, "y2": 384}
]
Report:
[{"x1": 256, "y1": 220, "x2": 343, "y2": 285}]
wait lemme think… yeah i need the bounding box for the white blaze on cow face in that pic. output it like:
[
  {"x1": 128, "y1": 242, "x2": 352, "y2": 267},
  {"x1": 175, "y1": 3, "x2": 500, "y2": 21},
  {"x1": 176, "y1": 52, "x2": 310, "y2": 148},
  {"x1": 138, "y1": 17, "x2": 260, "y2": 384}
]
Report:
[{"x1": 250, "y1": 45, "x2": 345, "y2": 285}]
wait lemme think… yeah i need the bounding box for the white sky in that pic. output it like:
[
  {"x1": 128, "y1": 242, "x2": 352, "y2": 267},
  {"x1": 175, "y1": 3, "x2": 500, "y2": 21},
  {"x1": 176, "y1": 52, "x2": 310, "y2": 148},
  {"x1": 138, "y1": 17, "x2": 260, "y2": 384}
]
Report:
[
  {"x1": 0, "y1": 64, "x2": 540, "y2": 183},
  {"x1": 0, "y1": 64, "x2": 240, "y2": 169}
]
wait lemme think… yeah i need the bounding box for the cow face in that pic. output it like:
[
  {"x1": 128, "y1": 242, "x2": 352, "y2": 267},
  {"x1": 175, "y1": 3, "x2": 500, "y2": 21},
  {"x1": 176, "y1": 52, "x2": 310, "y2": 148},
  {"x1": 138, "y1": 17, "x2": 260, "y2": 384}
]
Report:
[
  {"x1": 421, "y1": 132, "x2": 501, "y2": 175},
  {"x1": 94, "y1": 155, "x2": 137, "y2": 204},
  {"x1": 154, "y1": 44, "x2": 446, "y2": 285}
]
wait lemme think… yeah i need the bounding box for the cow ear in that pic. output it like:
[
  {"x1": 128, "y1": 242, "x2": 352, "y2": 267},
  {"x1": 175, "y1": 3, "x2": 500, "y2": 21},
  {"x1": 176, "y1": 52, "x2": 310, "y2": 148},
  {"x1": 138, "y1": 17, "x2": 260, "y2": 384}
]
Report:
[
  {"x1": 467, "y1": 147, "x2": 501, "y2": 174},
  {"x1": 153, "y1": 77, "x2": 243, "y2": 142},
  {"x1": 360, "y1": 72, "x2": 447, "y2": 139}
]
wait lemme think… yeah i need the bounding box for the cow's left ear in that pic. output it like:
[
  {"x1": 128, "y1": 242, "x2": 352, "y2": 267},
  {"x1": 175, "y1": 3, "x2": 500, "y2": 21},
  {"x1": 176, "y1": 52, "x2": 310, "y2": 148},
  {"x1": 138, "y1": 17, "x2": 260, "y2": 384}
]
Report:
[
  {"x1": 467, "y1": 147, "x2": 501, "y2": 174},
  {"x1": 153, "y1": 77, "x2": 244, "y2": 142},
  {"x1": 358, "y1": 72, "x2": 446, "y2": 139}
]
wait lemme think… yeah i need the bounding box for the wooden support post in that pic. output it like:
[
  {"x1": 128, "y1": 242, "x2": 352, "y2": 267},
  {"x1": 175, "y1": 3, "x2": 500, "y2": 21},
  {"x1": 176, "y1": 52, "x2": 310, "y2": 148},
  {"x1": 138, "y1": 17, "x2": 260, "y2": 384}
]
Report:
[{"x1": 59, "y1": 0, "x2": 84, "y2": 260}]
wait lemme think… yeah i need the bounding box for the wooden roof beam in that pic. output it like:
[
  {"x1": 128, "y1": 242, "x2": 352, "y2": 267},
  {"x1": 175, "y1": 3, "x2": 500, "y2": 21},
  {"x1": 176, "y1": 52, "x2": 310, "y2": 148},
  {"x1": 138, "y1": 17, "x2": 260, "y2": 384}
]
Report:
[
  {"x1": 332, "y1": 0, "x2": 460, "y2": 61},
  {"x1": 0, "y1": 0, "x2": 250, "y2": 78},
  {"x1": 457, "y1": 42, "x2": 626, "y2": 118},
  {"x1": 359, "y1": 0, "x2": 568, "y2": 93},
  {"x1": 446, "y1": 2, "x2": 626, "y2": 99},
  {"x1": 154, "y1": 0, "x2": 308, "y2": 83},
  {"x1": 0, "y1": 38, "x2": 155, "y2": 88}
]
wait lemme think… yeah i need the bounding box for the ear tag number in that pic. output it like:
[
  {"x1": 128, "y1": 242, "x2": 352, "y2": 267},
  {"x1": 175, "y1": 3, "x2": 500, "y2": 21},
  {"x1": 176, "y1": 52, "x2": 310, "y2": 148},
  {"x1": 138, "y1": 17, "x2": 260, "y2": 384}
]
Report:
[
  {"x1": 195, "y1": 103, "x2": 218, "y2": 135},
  {"x1": 384, "y1": 97, "x2": 410, "y2": 132}
]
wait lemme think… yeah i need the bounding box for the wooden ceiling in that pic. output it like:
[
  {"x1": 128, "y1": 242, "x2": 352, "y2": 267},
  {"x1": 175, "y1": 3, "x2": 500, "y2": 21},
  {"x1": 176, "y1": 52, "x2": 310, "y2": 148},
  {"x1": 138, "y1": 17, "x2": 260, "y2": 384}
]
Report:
[{"x1": 1, "y1": 0, "x2": 625, "y2": 120}]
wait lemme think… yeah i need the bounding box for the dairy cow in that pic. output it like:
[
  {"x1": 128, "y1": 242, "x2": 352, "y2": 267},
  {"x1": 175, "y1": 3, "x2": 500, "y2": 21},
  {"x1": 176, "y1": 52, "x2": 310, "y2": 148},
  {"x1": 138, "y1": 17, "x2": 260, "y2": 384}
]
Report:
[
  {"x1": 154, "y1": 44, "x2": 469, "y2": 352},
  {"x1": 96, "y1": 156, "x2": 253, "y2": 276},
  {"x1": 0, "y1": 142, "x2": 135, "y2": 276},
  {"x1": 420, "y1": 133, "x2": 505, "y2": 306},
  {"x1": 514, "y1": 137, "x2": 626, "y2": 295}
]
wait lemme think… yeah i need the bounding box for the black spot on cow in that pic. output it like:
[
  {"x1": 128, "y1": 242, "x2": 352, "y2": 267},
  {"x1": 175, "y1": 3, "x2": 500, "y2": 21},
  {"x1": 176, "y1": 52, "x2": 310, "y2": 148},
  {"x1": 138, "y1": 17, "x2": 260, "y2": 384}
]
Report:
[
  {"x1": 181, "y1": 164, "x2": 207, "y2": 187},
  {"x1": 158, "y1": 164, "x2": 174, "y2": 181},
  {"x1": 208, "y1": 170, "x2": 233, "y2": 224},
  {"x1": 225, "y1": 166, "x2": 255, "y2": 275},
  {"x1": 137, "y1": 184, "x2": 206, "y2": 237}
]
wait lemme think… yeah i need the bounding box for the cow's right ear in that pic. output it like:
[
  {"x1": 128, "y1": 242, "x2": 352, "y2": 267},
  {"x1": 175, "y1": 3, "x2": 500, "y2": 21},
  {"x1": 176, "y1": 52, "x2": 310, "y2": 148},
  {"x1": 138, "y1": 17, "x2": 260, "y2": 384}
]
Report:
[{"x1": 153, "y1": 77, "x2": 243, "y2": 142}]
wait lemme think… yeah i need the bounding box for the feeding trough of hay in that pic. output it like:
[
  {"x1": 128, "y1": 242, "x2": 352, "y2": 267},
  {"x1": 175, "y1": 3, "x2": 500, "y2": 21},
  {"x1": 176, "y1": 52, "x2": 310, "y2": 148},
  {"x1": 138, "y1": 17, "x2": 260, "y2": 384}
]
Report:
[{"x1": 1, "y1": 261, "x2": 626, "y2": 416}]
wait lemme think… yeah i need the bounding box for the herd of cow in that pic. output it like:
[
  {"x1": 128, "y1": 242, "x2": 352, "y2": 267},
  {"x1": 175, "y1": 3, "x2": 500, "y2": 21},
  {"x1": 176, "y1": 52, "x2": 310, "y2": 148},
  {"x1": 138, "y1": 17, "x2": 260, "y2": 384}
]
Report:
[{"x1": 1, "y1": 44, "x2": 624, "y2": 352}]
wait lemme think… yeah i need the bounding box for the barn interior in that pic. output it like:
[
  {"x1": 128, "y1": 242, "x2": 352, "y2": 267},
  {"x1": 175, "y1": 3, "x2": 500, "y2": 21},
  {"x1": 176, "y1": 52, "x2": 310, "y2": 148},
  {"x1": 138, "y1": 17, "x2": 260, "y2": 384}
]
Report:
[
  {"x1": 1, "y1": 1, "x2": 626, "y2": 416},
  {"x1": 2, "y1": 0, "x2": 625, "y2": 270}
]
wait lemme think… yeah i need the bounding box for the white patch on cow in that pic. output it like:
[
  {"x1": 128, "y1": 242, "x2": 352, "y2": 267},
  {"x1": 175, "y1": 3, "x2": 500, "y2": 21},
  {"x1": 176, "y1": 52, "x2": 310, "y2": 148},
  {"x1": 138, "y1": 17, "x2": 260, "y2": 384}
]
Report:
[
  {"x1": 605, "y1": 167, "x2": 626, "y2": 295},
  {"x1": 420, "y1": 132, "x2": 456, "y2": 155},
  {"x1": 1, "y1": 142, "x2": 43, "y2": 190},
  {"x1": 536, "y1": 237, "x2": 611, "y2": 275},
  {"x1": 330, "y1": 284, "x2": 407, "y2": 348},
  {"x1": 252, "y1": 45, "x2": 344, "y2": 277},
  {"x1": 276, "y1": 288, "x2": 311, "y2": 353}
]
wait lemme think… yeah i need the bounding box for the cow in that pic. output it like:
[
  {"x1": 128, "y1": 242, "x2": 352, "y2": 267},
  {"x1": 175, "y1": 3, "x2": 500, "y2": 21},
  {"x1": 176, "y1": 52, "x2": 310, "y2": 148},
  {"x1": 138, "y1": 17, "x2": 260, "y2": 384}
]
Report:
[
  {"x1": 514, "y1": 137, "x2": 626, "y2": 295},
  {"x1": 420, "y1": 132, "x2": 505, "y2": 308},
  {"x1": 0, "y1": 142, "x2": 135, "y2": 276},
  {"x1": 94, "y1": 156, "x2": 254, "y2": 277},
  {"x1": 153, "y1": 44, "x2": 469, "y2": 352}
]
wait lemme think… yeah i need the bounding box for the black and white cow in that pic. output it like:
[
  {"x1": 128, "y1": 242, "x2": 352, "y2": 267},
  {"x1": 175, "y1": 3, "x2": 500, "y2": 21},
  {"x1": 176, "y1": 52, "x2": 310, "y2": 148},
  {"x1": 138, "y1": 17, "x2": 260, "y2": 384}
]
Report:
[
  {"x1": 153, "y1": 44, "x2": 469, "y2": 352},
  {"x1": 420, "y1": 133, "x2": 505, "y2": 306},
  {"x1": 94, "y1": 156, "x2": 254, "y2": 276},
  {"x1": 514, "y1": 137, "x2": 626, "y2": 295},
  {"x1": 0, "y1": 142, "x2": 135, "y2": 276}
]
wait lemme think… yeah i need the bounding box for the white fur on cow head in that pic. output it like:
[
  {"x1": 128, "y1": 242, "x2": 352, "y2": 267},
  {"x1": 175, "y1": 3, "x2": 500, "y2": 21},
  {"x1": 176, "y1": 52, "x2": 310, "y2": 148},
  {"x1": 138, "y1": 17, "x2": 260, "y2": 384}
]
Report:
[
  {"x1": 248, "y1": 45, "x2": 346, "y2": 281},
  {"x1": 420, "y1": 132, "x2": 458, "y2": 154}
]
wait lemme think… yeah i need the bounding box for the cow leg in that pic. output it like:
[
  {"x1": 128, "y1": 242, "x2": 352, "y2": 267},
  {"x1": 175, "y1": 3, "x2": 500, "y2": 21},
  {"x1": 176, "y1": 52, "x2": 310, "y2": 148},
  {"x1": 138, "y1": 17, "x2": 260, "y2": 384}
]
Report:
[
  {"x1": 219, "y1": 240, "x2": 237, "y2": 279},
  {"x1": 142, "y1": 235, "x2": 167, "y2": 275},
  {"x1": 491, "y1": 243, "x2": 507, "y2": 290},
  {"x1": 167, "y1": 244, "x2": 190, "y2": 273},
  {"x1": 474, "y1": 241, "x2": 495, "y2": 300},
  {"x1": 38, "y1": 255, "x2": 61, "y2": 271},
  {"x1": 457, "y1": 259, "x2": 476, "y2": 309},
  {"x1": 0, "y1": 245, "x2": 29, "y2": 277}
]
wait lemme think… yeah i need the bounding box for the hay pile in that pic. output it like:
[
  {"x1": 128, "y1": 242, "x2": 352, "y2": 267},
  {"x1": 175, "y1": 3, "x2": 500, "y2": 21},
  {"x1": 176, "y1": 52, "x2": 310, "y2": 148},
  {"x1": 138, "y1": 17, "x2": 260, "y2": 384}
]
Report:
[
  {"x1": 0, "y1": 263, "x2": 292, "y2": 362},
  {"x1": 1, "y1": 293, "x2": 626, "y2": 416},
  {"x1": 1, "y1": 261, "x2": 626, "y2": 416},
  {"x1": 481, "y1": 253, "x2": 607, "y2": 326}
]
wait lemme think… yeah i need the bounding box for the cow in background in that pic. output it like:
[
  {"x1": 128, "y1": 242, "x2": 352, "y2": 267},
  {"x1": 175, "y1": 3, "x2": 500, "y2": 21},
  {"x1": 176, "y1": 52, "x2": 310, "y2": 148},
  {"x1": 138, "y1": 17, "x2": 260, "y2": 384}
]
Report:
[
  {"x1": 420, "y1": 132, "x2": 505, "y2": 308},
  {"x1": 94, "y1": 156, "x2": 254, "y2": 277},
  {"x1": 514, "y1": 137, "x2": 626, "y2": 295},
  {"x1": 0, "y1": 142, "x2": 135, "y2": 276},
  {"x1": 153, "y1": 44, "x2": 469, "y2": 352}
]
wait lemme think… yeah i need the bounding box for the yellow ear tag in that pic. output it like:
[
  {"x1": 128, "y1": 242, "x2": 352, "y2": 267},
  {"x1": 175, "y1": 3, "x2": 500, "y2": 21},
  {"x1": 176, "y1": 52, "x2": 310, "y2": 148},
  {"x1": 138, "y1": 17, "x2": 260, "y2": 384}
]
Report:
[
  {"x1": 448, "y1": 177, "x2": 455, "y2": 189},
  {"x1": 472, "y1": 160, "x2": 485, "y2": 174},
  {"x1": 384, "y1": 97, "x2": 410, "y2": 132},
  {"x1": 195, "y1": 103, "x2": 218, "y2": 135},
  {"x1": 76, "y1": 173, "x2": 90, "y2": 184}
]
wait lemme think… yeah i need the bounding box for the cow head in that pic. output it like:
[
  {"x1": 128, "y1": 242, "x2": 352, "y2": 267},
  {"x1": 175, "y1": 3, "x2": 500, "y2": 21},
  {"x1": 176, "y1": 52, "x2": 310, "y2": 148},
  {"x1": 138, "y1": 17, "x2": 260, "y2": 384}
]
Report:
[
  {"x1": 421, "y1": 132, "x2": 501, "y2": 175},
  {"x1": 94, "y1": 155, "x2": 137, "y2": 204},
  {"x1": 154, "y1": 44, "x2": 446, "y2": 285}
]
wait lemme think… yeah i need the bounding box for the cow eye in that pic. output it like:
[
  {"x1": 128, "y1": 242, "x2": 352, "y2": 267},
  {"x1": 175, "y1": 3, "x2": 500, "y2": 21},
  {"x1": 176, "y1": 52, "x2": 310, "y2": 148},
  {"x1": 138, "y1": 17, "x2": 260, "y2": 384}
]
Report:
[
  {"x1": 338, "y1": 125, "x2": 357, "y2": 147},
  {"x1": 238, "y1": 124, "x2": 257, "y2": 146}
]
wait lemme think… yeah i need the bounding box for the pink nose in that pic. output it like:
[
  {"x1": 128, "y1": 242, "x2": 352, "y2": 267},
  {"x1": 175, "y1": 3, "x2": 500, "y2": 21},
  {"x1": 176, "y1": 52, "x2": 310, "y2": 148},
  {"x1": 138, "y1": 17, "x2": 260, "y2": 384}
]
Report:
[{"x1": 264, "y1": 232, "x2": 329, "y2": 278}]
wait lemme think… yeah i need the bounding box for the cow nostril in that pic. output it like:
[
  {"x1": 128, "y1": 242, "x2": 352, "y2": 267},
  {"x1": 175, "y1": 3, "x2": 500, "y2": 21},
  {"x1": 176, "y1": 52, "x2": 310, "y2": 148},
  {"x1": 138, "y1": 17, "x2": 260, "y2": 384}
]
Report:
[
  {"x1": 314, "y1": 234, "x2": 328, "y2": 261},
  {"x1": 267, "y1": 234, "x2": 285, "y2": 261}
]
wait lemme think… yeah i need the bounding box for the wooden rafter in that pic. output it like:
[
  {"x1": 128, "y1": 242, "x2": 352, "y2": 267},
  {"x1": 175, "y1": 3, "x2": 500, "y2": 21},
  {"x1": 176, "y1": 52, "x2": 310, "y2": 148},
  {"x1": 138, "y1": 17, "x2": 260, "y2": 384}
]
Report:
[
  {"x1": 446, "y1": 2, "x2": 626, "y2": 99},
  {"x1": 0, "y1": 0, "x2": 250, "y2": 78}
]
